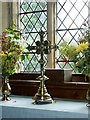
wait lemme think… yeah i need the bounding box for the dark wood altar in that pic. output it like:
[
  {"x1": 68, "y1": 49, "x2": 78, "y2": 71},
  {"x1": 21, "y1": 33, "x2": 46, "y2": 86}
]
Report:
[{"x1": 9, "y1": 69, "x2": 89, "y2": 100}]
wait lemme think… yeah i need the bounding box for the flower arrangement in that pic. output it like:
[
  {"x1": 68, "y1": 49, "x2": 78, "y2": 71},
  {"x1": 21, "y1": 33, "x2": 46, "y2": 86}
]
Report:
[
  {"x1": 0, "y1": 24, "x2": 24, "y2": 78},
  {"x1": 60, "y1": 26, "x2": 90, "y2": 77}
]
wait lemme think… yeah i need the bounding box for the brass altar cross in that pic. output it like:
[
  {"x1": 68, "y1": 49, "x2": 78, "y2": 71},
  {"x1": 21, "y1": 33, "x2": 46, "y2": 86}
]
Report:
[{"x1": 26, "y1": 30, "x2": 57, "y2": 104}]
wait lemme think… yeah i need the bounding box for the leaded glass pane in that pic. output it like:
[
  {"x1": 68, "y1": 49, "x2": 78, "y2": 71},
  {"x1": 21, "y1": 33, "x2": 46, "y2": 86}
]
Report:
[
  {"x1": 56, "y1": 0, "x2": 90, "y2": 73},
  {"x1": 19, "y1": 0, "x2": 47, "y2": 72}
]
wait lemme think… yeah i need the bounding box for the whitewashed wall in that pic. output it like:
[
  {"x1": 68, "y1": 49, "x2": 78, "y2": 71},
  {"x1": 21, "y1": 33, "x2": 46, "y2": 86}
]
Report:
[{"x1": 0, "y1": 2, "x2": 8, "y2": 33}]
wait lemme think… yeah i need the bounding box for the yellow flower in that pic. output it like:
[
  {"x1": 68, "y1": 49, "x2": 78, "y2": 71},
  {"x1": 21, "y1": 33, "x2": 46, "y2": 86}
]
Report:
[
  {"x1": 0, "y1": 51, "x2": 7, "y2": 56},
  {"x1": 76, "y1": 42, "x2": 89, "y2": 52}
]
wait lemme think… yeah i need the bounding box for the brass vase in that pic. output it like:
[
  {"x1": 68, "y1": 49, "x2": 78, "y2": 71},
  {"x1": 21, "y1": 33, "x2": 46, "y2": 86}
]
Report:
[
  {"x1": 2, "y1": 76, "x2": 11, "y2": 101},
  {"x1": 86, "y1": 76, "x2": 90, "y2": 107}
]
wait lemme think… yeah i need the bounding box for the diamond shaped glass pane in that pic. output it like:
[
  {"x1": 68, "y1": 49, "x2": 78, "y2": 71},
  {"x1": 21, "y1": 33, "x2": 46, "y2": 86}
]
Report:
[
  {"x1": 19, "y1": 0, "x2": 47, "y2": 72},
  {"x1": 20, "y1": 1, "x2": 47, "y2": 13},
  {"x1": 56, "y1": 0, "x2": 89, "y2": 73}
]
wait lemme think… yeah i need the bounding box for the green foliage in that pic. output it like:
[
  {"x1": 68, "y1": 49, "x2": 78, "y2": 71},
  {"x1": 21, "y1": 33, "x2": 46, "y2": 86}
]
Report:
[
  {"x1": 60, "y1": 41, "x2": 78, "y2": 60},
  {"x1": 60, "y1": 40, "x2": 90, "y2": 77},
  {"x1": 0, "y1": 24, "x2": 24, "y2": 77}
]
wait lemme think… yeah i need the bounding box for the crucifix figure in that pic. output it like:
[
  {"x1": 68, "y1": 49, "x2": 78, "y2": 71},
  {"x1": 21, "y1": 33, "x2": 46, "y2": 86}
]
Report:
[{"x1": 27, "y1": 30, "x2": 57, "y2": 104}]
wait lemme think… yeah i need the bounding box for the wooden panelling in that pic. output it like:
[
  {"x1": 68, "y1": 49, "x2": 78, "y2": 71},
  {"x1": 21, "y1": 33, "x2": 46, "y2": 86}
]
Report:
[{"x1": 9, "y1": 69, "x2": 89, "y2": 100}]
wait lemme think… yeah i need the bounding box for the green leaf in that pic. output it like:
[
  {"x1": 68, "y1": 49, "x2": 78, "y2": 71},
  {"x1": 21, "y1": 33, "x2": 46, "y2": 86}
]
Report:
[{"x1": 20, "y1": 55, "x2": 25, "y2": 61}]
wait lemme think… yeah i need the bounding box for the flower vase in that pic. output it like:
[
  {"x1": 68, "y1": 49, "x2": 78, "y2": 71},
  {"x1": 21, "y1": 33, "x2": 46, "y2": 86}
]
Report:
[
  {"x1": 2, "y1": 76, "x2": 11, "y2": 101},
  {"x1": 86, "y1": 76, "x2": 90, "y2": 107}
]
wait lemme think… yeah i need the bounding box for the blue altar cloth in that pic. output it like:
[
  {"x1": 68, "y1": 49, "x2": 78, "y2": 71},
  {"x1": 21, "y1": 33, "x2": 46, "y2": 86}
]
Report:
[{"x1": 0, "y1": 95, "x2": 89, "y2": 119}]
